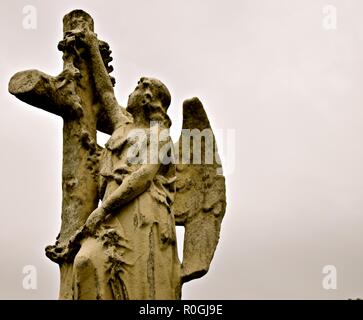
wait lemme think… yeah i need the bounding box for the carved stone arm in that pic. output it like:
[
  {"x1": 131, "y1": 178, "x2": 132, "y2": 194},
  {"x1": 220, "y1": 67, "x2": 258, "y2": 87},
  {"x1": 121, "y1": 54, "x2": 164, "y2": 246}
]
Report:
[
  {"x1": 86, "y1": 31, "x2": 132, "y2": 130},
  {"x1": 102, "y1": 163, "x2": 161, "y2": 214}
]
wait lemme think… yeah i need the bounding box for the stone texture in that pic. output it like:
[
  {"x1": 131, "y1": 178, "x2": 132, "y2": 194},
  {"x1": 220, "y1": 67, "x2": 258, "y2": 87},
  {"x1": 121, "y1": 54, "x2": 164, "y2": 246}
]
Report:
[{"x1": 8, "y1": 9, "x2": 226, "y2": 300}]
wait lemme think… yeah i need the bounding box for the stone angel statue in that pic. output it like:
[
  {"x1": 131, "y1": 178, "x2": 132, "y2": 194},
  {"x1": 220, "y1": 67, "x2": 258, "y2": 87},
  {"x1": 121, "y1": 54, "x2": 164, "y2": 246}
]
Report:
[{"x1": 8, "y1": 10, "x2": 226, "y2": 300}]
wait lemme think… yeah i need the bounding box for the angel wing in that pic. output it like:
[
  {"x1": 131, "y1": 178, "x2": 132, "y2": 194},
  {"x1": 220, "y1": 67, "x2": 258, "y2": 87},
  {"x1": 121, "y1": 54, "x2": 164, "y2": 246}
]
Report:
[{"x1": 172, "y1": 97, "x2": 226, "y2": 283}]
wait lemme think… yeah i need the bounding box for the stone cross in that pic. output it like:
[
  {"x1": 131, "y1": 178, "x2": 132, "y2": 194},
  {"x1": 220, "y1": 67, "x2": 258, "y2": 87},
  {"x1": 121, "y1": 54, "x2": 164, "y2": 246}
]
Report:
[
  {"x1": 8, "y1": 10, "x2": 114, "y2": 299},
  {"x1": 8, "y1": 9, "x2": 226, "y2": 300}
]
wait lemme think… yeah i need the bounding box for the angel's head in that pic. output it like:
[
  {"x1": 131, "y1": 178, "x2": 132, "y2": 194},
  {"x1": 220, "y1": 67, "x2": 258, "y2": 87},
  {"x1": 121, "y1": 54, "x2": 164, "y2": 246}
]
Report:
[{"x1": 127, "y1": 77, "x2": 171, "y2": 127}]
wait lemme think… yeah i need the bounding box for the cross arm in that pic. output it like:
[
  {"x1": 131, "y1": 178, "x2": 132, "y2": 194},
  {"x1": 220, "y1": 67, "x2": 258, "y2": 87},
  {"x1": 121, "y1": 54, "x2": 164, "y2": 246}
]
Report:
[{"x1": 8, "y1": 69, "x2": 83, "y2": 119}]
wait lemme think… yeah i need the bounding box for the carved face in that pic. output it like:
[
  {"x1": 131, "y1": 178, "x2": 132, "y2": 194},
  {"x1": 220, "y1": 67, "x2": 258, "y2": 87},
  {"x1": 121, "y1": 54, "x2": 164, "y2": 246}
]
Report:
[
  {"x1": 127, "y1": 77, "x2": 154, "y2": 110},
  {"x1": 127, "y1": 77, "x2": 171, "y2": 122}
]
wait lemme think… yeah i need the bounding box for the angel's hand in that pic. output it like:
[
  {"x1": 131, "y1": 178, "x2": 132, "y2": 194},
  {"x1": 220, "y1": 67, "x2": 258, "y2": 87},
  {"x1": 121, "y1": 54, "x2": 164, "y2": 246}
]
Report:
[
  {"x1": 82, "y1": 30, "x2": 98, "y2": 48},
  {"x1": 45, "y1": 232, "x2": 85, "y2": 263},
  {"x1": 62, "y1": 28, "x2": 98, "y2": 51},
  {"x1": 45, "y1": 242, "x2": 70, "y2": 263},
  {"x1": 71, "y1": 28, "x2": 98, "y2": 50}
]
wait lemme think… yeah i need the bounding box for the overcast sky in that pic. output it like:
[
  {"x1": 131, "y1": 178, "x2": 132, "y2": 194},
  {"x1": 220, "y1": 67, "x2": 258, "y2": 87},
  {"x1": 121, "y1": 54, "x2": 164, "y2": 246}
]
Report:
[{"x1": 1, "y1": 0, "x2": 363, "y2": 299}]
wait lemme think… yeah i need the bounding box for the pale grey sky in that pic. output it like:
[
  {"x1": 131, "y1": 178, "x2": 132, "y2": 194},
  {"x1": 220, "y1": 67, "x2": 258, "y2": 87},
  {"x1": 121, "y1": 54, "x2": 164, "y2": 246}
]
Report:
[{"x1": 1, "y1": 0, "x2": 363, "y2": 299}]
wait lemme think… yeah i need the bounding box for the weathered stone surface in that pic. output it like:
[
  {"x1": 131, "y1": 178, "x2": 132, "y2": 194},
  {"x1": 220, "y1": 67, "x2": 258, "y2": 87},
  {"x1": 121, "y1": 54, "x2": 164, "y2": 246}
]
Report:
[
  {"x1": 8, "y1": 9, "x2": 226, "y2": 300},
  {"x1": 173, "y1": 97, "x2": 226, "y2": 284}
]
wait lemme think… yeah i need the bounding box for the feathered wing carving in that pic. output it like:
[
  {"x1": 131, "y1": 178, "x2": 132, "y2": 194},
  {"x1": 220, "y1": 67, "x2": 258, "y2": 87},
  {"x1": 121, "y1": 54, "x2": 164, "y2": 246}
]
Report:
[{"x1": 173, "y1": 97, "x2": 226, "y2": 284}]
